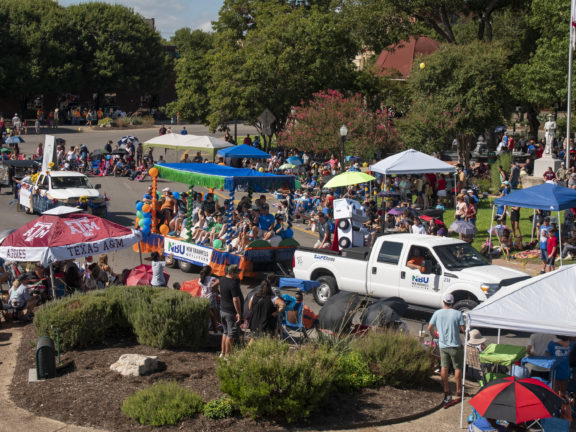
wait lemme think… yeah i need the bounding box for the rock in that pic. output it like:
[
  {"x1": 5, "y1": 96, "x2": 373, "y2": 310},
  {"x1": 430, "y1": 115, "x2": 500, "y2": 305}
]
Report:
[{"x1": 110, "y1": 354, "x2": 158, "y2": 377}]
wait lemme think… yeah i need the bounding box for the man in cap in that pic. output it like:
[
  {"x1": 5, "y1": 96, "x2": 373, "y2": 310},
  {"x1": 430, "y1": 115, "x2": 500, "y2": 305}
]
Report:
[
  {"x1": 428, "y1": 293, "x2": 465, "y2": 408},
  {"x1": 219, "y1": 264, "x2": 244, "y2": 357}
]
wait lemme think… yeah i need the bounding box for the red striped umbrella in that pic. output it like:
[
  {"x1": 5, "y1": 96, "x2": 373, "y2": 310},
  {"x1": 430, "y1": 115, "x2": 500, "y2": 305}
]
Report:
[{"x1": 469, "y1": 377, "x2": 563, "y2": 424}]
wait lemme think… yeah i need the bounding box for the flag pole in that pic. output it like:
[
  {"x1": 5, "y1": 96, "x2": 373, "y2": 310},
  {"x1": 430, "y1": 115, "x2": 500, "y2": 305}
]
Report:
[{"x1": 566, "y1": 0, "x2": 576, "y2": 170}]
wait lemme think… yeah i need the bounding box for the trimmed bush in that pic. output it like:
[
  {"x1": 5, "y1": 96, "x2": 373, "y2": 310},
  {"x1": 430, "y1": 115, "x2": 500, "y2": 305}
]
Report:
[
  {"x1": 203, "y1": 396, "x2": 235, "y2": 419},
  {"x1": 34, "y1": 292, "x2": 120, "y2": 350},
  {"x1": 217, "y1": 338, "x2": 338, "y2": 422},
  {"x1": 34, "y1": 286, "x2": 210, "y2": 351},
  {"x1": 333, "y1": 350, "x2": 379, "y2": 392},
  {"x1": 122, "y1": 381, "x2": 204, "y2": 426},
  {"x1": 350, "y1": 331, "x2": 435, "y2": 388}
]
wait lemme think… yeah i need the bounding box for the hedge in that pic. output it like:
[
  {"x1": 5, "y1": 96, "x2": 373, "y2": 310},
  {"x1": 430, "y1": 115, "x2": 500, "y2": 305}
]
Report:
[{"x1": 34, "y1": 286, "x2": 210, "y2": 351}]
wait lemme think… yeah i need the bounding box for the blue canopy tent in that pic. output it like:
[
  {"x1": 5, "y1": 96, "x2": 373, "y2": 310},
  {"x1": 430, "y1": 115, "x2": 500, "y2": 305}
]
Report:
[
  {"x1": 217, "y1": 144, "x2": 270, "y2": 159},
  {"x1": 491, "y1": 183, "x2": 576, "y2": 264}
]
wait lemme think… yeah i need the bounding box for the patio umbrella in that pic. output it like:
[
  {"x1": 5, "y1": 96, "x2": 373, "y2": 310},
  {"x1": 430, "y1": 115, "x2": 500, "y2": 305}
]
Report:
[
  {"x1": 318, "y1": 291, "x2": 362, "y2": 333},
  {"x1": 1, "y1": 148, "x2": 12, "y2": 153},
  {"x1": 278, "y1": 163, "x2": 296, "y2": 170},
  {"x1": 111, "y1": 148, "x2": 129, "y2": 155},
  {"x1": 286, "y1": 156, "x2": 303, "y2": 166},
  {"x1": 90, "y1": 149, "x2": 105, "y2": 158},
  {"x1": 494, "y1": 126, "x2": 507, "y2": 134},
  {"x1": 0, "y1": 213, "x2": 142, "y2": 266},
  {"x1": 420, "y1": 215, "x2": 444, "y2": 226},
  {"x1": 449, "y1": 220, "x2": 477, "y2": 235},
  {"x1": 324, "y1": 171, "x2": 376, "y2": 188},
  {"x1": 469, "y1": 377, "x2": 563, "y2": 424},
  {"x1": 388, "y1": 207, "x2": 418, "y2": 217},
  {"x1": 5, "y1": 136, "x2": 25, "y2": 144},
  {"x1": 118, "y1": 135, "x2": 138, "y2": 148},
  {"x1": 360, "y1": 297, "x2": 407, "y2": 327},
  {"x1": 126, "y1": 264, "x2": 170, "y2": 286}
]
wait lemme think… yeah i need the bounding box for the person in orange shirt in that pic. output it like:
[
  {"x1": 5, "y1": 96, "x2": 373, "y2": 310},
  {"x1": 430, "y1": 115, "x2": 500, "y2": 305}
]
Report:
[
  {"x1": 160, "y1": 187, "x2": 176, "y2": 224},
  {"x1": 406, "y1": 248, "x2": 424, "y2": 270}
]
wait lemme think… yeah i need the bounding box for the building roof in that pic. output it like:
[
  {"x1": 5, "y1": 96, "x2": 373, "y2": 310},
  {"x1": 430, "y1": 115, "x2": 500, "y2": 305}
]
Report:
[{"x1": 374, "y1": 36, "x2": 440, "y2": 78}]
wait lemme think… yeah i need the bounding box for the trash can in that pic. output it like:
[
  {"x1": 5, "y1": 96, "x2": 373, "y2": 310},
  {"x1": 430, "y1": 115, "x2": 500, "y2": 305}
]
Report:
[{"x1": 36, "y1": 336, "x2": 56, "y2": 379}]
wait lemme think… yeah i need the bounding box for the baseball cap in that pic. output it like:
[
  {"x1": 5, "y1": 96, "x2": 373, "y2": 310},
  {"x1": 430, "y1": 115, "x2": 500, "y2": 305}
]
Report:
[
  {"x1": 467, "y1": 189, "x2": 473, "y2": 194},
  {"x1": 143, "y1": 194, "x2": 153, "y2": 200},
  {"x1": 442, "y1": 293, "x2": 454, "y2": 305},
  {"x1": 227, "y1": 264, "x2": 241, "y2": 274},
  {"x1": 162, "y1": 187, "x2": 171, "y2": 192}
]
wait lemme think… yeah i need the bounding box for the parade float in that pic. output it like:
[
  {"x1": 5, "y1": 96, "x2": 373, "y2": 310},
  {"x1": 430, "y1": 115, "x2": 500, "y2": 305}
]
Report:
[{"x1": 133, "y1": 163, "x2": 299, "y2": 278}]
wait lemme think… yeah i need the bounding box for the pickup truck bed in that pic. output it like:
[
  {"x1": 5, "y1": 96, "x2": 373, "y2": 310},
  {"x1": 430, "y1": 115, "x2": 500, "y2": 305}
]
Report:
[{"x1": 297, "y1": 246, "x2": 371, "y2": 261}]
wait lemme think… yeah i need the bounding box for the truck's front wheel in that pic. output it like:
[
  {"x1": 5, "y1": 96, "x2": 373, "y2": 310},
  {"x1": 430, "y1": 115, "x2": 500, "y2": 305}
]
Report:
[
  {"x1": 313, "y1": 275, "x2": 338, "y2": 306},
  {"x1": 453, "y1": 299, "x2": 478, "y2": 314}
]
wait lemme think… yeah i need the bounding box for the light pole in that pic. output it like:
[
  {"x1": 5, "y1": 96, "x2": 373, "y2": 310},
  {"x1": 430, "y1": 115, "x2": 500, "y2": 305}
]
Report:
[{"x1": 340, "y1": 124, "x2": 348, "y2": 172}]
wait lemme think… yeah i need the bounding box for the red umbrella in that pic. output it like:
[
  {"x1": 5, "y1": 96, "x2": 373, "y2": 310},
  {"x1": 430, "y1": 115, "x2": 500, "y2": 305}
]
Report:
[
  {"x1": 0, "y1": 213, "x2": 142, "y2": 266},
  {"x1": 469, "y1": 377, "x2": 563, "y2": 424},
  {"x1": 126, "y1": 264, "x2": 170, "y2": 286},
  {"x1": 420, "y1": 214, "x2": 444, "y2": 226}
]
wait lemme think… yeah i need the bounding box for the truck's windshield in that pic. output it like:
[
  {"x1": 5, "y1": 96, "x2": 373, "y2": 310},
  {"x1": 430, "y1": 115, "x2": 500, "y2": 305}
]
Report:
[
  {"x1": 51, "y1": 176, "x2": 93, "y2": 189},
  {"x1": 433, "y1": 243, "x2": 490, "y2": 270}
]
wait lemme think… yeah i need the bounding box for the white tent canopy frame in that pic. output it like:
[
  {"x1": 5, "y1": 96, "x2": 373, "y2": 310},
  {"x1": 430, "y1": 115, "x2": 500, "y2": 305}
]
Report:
[
  {"x1": 459, "y1": 265, "x2": 576, "y2": 427},
  {"x1": 143, "y1": 133, "x2": 233, "y2": 159}
]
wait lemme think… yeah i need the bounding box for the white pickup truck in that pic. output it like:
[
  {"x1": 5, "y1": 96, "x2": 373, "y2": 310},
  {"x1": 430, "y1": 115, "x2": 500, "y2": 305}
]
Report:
[
  {"x1": 19, "y1": 170, "x2": 107, "y2": 217},
  {"x1": 293, "y1": 233, "x2": 530, "y2": 311}
]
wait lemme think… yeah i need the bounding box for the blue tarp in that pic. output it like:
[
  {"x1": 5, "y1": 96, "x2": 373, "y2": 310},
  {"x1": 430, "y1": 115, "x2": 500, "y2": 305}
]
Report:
[
  {"x1": 217, "y1": 144, "x2": 270, "y2": 159},
  {"x1": 156, "y1": 163, "x2": 295, "y2": 192},
  {"x1": 493, "y1": 183, "x2": 576, "y2": 211}
]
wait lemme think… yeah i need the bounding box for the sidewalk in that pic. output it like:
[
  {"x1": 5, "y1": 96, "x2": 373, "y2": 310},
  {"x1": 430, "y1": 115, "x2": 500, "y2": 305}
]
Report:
[{"x1": 0, "y1": 324, "x2": 476, "y2": 432}]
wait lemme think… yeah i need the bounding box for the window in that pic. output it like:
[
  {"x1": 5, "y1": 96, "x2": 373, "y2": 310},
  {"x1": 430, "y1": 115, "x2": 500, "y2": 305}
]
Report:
[{"x1": 377, "y1": 241, "x2": 403, "y2": 264}]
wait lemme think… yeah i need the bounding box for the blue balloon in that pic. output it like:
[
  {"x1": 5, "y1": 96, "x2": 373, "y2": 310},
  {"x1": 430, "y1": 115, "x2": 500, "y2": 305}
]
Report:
[
  {"x1": 142, "y1": 218, "x2": 152, "y2": 227},
  {"x1": 173, "y1": 191, "x2": 180, "y2": 200},
  {"x1": 136, "y1": 201, "x2": 144, "y2": 211},
  {"x1": 284, "y1": 228, "x2": 293, "y2": 239},
  {"x1": 143, "y1": 211, "x2": 152, "y2": 218},
  {"x1": 142, "y1": 226, "x2": 151, "y2": 236}
]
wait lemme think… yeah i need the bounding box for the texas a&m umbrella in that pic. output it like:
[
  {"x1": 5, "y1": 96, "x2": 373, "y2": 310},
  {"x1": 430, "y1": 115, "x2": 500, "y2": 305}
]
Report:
[{"x1": 0, "y1": 213, "x2": 142, "y2": 266}]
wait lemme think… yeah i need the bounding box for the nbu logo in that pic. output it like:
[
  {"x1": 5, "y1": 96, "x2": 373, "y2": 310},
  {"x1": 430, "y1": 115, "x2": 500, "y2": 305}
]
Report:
[
  {"x1": 168, "y1": 241, "x2": 185, "y2": 254},
  {"x1": 412, "y1": 275, "x2": 429, "y2": 284}
]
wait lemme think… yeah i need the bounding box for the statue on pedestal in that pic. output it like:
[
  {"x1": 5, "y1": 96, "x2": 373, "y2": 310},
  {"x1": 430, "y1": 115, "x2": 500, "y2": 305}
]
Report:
[{"x1": 544, "y1": 114, "x2": 556, "y2": 156}]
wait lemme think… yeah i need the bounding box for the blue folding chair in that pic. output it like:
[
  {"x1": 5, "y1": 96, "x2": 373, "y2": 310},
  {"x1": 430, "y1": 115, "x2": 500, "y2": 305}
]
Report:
[
  {"x1": 539, "y1": 417, "x2": 570, "y2": 432},
  {"x1": 281, "y1": 301, "x2": 308, "y2": 345}
]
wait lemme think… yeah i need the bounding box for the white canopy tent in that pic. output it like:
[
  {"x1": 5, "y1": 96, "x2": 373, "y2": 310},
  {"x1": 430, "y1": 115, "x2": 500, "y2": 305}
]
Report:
[
  {"x1": 459, "y1": 265, "x2": 576, "y2": 427},
  {"x1": 143, "y1": 133, "x2": 233, "y2": 159},
  {"x1": 370, "y1": 149, "x2": 456, "y2": 175}
]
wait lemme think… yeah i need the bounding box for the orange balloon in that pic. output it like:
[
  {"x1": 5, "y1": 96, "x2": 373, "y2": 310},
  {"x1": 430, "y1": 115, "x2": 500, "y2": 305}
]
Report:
[
  {"x1": 135, "y1": 218, "x2": 140, "y2": 228},
  {"x1": 159, "y1": 224, "x2": 170, "y2": 235},
  {"x1": 142, "y1": 204, "x2": 151, "y2": 213},
  {"x1": 149, "y1": 167, "x2": 159, "y2": 177}
]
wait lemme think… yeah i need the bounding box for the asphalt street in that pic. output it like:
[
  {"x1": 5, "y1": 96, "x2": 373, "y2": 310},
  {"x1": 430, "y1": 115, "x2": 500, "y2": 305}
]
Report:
[{"x1": 0, "y1": 125, "x2": 530, "y2": 347}]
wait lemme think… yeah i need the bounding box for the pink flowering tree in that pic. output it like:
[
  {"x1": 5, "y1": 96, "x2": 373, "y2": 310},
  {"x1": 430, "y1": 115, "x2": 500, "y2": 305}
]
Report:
[{"x1": 277, "y1": 90, "x2": 399, "y2": 161}]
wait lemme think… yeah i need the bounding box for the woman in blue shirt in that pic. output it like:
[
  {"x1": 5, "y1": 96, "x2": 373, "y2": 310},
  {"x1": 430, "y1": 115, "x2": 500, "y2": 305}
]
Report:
[{"x1": 547, "y1": 336, "x2": 575, "y2": 393}]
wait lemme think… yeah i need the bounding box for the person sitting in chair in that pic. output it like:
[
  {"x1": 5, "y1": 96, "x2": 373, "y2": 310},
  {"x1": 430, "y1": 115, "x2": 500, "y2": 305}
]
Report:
[
  {"x1": 8, "y1": 279, "x2": 37, "y2": 319},
  {"x1": 406, "y1": 248, "x2": 424, "y2": 270}
]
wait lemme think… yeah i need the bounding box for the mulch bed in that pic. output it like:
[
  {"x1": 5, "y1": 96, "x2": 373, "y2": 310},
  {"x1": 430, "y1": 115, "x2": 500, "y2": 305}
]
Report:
[{"x1": 11, "y1": 324, "x2": 442, "y2": 431}]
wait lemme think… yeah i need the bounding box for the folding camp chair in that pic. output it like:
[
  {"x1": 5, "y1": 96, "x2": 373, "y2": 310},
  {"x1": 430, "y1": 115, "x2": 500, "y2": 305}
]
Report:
[
  {"x1": 537, "y1": 417, "x2": 570, "y2": 432},
  {"x1": 281, "y1": 302, "x2": 308, "y2": 345}
]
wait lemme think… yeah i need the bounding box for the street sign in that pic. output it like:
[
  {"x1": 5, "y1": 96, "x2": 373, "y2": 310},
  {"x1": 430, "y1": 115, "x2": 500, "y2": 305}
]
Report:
[{"x1": 258, "y1": 109, "x2": 276, "y2": 136}]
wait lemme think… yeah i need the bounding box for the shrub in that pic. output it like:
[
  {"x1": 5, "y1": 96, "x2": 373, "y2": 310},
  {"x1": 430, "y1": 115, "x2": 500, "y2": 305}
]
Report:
[
  {"x1": 34, "y1": 292, "x2": 120, "y2": 350},
  {"x1": 350, "y1": 331, "x2": 434, "y2": 388},
  {"x1": 333, "y1": 350, "x2": 379, "y2": 392},
  {"x1": 203, "y1": 396, "x2": 235, "y2": 419},
  {"x1": 129, "y1": 116, "x2": 143, "y2": 125},
  {"x1": 35, "y1": 286, "x2": 210, "y2": 351},
  {"x1": 141, "y1": 115, "x2": 155, "y2": 127},
  {"x1": 217, "y1": 338, "x2": 338, "y2": 422},
  {"x1": 122, "y1": 381, "x2": 204, "y2": 426},
  {"x1": 115, "y1": 117, "x2": 129, "y2": 127},
  {"x1": 490, "y1": 152, "x2": 513, "y2": 193},
  {"x1": 97, "y1": 117, "x2": 113, "y2": 127}
]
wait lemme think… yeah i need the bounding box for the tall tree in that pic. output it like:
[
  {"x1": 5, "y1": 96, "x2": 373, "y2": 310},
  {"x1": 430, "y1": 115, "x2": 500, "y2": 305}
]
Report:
[
  {"x1": 397, "y1": 41, "x2": 510, "y2": 167},
  {"x1": 207, "y1": 1, "x2": 358, "y2": 149},
  {"x1": 166, "y1": 29, "x2": 214, "y2": 122}
]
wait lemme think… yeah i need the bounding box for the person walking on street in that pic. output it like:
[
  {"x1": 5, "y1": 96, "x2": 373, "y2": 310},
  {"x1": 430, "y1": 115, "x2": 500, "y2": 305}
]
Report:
[
  {"x1": 428, "y1": 293, "x2": 465, "y2": 408},
  {"x1": 219, "y1": 264, "x2": 244, "y2": 357}
]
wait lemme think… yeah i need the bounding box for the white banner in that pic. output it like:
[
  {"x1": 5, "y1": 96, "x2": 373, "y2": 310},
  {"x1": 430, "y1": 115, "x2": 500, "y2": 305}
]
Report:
[
  {"x1": 19, "y1": 182, "x2": 33, "y2": 209},
  {"x1": 164, "y1": 237, "x2": 213, "y2": 266},
  {"x1": 42, "y1": 135, "x2": 56, "y2": 172}
]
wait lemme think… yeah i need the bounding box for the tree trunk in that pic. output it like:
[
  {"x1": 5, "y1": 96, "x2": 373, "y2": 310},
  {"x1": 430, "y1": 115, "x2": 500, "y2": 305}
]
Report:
[
  {"x1": 457, "y1": 134, "x2": 472, "y2": 170},
  {"x1": 526, "y1": 107, "x2": 540, "y2": 140}
]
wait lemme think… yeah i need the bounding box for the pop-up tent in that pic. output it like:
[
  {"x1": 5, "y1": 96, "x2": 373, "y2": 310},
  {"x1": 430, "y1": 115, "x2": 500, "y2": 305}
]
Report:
[
  {"x1": 143, "y1": 133, "x2": 233, "y2": 159},
  {"x1": 370, "y1": 149, "x2": 456, "y2": 175},
  {"x1": 217, "y1": 144, "x2": 270, "y2": 159},
  {"x1": 459, "y1": 265, "x2": 576, "y2": 426},
  {"x1": 490, "y1": 183, "x2": 576, "y2": 264}
]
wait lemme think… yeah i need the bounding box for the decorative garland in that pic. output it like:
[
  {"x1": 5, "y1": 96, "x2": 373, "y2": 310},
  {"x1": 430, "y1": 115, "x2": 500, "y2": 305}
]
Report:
[
  {"x1": 225, "y1": 189, "x2": 235, "y2": 245},
  {"x1": 287, "y1": 189, "x2": 295, "y2": 229},
  {"x1": 149, "y1": 167, "x2": 159, "y2": 234},
  {"x1": 186, "y1": 185, "x2": 193, "y2": 243}
]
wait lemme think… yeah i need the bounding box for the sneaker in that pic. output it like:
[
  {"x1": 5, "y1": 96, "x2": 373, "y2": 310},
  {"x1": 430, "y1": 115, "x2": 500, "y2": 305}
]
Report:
[
  {"x1": 443, "y1": 396, "x2": 461, "y2": 409},
  {"x1": 442, "y1": 395, "x2": 453, "y2": 407}
]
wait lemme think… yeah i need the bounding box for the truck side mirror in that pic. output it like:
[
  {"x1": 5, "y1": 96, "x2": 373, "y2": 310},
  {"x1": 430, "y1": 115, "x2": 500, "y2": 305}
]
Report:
[
  {"x1": 95, "y1": 184, "x2": 101, "y2": 189},
  {"x1": 420, "y1": 260, "x2": 432, "y2": 274}
]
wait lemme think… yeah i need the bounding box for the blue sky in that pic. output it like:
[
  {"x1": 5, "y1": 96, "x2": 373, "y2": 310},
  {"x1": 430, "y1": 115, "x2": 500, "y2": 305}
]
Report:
[{"x1": 57, "y1": 0, "x2": 224, "y2": 38}]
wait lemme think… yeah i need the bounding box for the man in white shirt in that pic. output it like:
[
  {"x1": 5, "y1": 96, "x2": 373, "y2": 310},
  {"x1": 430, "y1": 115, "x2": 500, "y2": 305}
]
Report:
[{"x1": 412, "y1": 218, "x2": 427, "y2": 235}]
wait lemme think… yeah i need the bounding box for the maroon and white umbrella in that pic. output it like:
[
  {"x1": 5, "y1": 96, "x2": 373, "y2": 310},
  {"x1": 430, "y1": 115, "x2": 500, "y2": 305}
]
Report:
[{"x1": 0, "y1": 213, "x2": 142, "y2": 266}]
